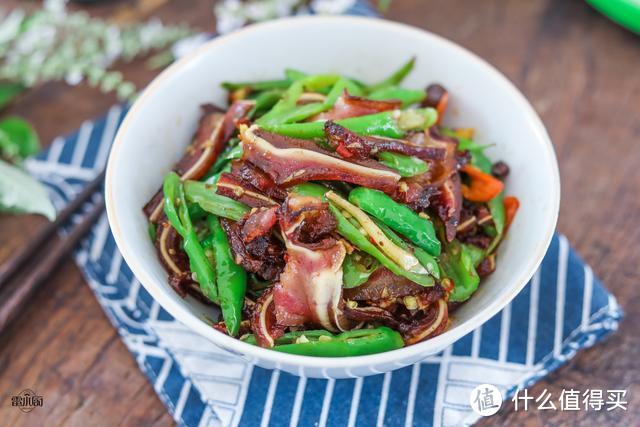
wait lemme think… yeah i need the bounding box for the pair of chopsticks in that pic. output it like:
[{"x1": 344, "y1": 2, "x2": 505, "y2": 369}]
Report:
[{"x1": 0, "y1": 170, "x2": 106, "y2": 332}]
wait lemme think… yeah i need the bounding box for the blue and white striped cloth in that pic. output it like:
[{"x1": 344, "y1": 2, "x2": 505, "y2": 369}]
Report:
[
  {"x1": 25, "y1": 5, "x2": 623, "y2": 427},
  {"x1": 27, "y1": 105, "x2": 623, "y2": 427}
]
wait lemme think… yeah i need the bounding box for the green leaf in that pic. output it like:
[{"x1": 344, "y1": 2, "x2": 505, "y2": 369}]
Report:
[
  {"x1": 0, "y1": 83, "x2": 25, "y2": 110},
  {"x1": 377, "y1": 0, "x2": 392, "y2": 12},
  {"x1": 0, "y1": 117, "x2": 40, "y2": 161},
  {"x1": 0, "y1": 159, "x2": 55, "y2": 220}
]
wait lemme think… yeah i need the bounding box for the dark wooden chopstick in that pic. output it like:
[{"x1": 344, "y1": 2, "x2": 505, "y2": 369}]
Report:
[
  {"x1": 0, "y1": 170, "x2": 107, "y2": 333},
  {"x1": 0, "y1": 169, "x2": 105, "y2": 288},
  {"x1": 0, "y1": 197, "x2": 106, "y2": 332}
]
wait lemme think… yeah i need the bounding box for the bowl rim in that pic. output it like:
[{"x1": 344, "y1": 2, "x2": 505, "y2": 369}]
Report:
[{"x1": 105, "y1": 15, "x2": 560, "y2": 372}]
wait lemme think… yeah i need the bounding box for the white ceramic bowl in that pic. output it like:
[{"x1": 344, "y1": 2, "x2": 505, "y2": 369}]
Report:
[{"x1": 105, "y1": 16, "x2": 559, "y2": 378}]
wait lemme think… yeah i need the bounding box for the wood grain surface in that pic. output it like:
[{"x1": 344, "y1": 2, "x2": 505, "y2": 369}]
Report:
[{"x1": 0, "y1": 0, "x2": 638, "y2": 425}]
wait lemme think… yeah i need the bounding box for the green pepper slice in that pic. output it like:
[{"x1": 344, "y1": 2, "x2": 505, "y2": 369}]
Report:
[
  {"x1": 368, "y1": 86, "x2": 426, "y2": 107},
  {"x1": 163, "y1": 172, "x2": 218, "y2": 302},
  {"x1": 263, "y1": 108, "x2": 437, "y2": 139},
  {"x1": 327, "y1": 199, "x2": 433, "y2": 287},
  {"x1": 242, "y1": 327, "x2": 404, "y2": 357},
  {"x1": 342, "y1": 252, "x2": 379, "y2": 288},
  {"x1": 207, "y1": 216, "x2": 247, "y2": 336},
  {"x1": 183, "y1": 180, "x2": 250, "y2": 221},
  {"x1": 287, "y1": 182, "x2": 329, "y2": 198},
  {"x1": 441, "y1": 239, "x2": 480, "y2": 302},
  {"x1": 348, "y1": 187, "x2": 441, "y2": 256},
  {"x1": 373, "y1": 218, "x2": 441, "y2": 279},
  {"x1": 377, "y1": 152, "x2": 428, "y2": 177}
]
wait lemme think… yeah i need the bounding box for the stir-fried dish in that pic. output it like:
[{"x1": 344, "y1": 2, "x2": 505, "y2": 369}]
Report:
[{"x1": 143, "y1": 58, "x2": 519, "y2": 357}]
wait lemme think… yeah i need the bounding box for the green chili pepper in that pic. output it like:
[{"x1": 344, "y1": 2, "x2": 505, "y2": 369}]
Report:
[
  {"x1": 264, "y1": 108, "x2": 437, "y2": 139},
  {"x1": 187, "y1": 202, "x2": 206, "y2": 221},
  {"x1": 485, "y1": 192, "x2": 505, "y2": 253},
  {"x1": 285, "y1": 68, "x2": 366, "y2": 92},
  {"x1": 441, "y1": 239, "x2": 480, "y2": 302},
  {"x1": 204, "y1": 138, "x2": 241, "y2": 180},
  {"x1": 224, "y1": 144, "x2": 243, "y2": 161},
  {"x1": 468, "y1": 145, "x2": 493, "y2": 175},
  {"x1": 284, "y1": 68, "x2": 307, "y2": 81},
  {"x1": 342, "y1": 252, "x2": 379, "y2": 288},
  {"x1": 325, "y1": 77, "x2": 365, "y2": 105},
  {"x1": 148, "y1": 221, "x2": 157, "y2": 242},
  {"x1": 241, "y1": 327, "x2": 404, "y2": 357},
  {"x1": 257, "y1": 75, "x2": 363, "y2": 126},
  {"x1": 163, "y1": 172, "x2": 218, "y2": 302},
  {"x1": 327, "y1": 202, "x2": 433, "y2": 287},
  {"x1": 377, "y1": 152, "x2": 428, "y2": 177},
  {"x1": 200, "y1": 234, "x2": 214, "y2": 249},
  {"x1": 368, "y1": 86, "x2": 426, "y2": 107},
  {"x1": 249, "y1": 89, "x2": 284, "y2": 119},
  {"x1": 348, "y1": 187, "x2": 441, "y2": 256},
  {"x1": 208, "y1": 215, "x2": 247, "y2": 337},
  {"x1": 373, "y1": 218, "x2": 441, "y2": 279},
  {"x1": 288, "y1": 182, "x2": 329, "y2": 198},
  {"x1": 275, "y1": 102, "x2": 327, "y2": 123},
  {"x1": 366, "y1": 57, "x2": 415, "y2": 93},
  {"x1": 221, "y1": 79, "x2": 292, "y2": 92},
  {"x1": 204, "y1": 162, "x2": 232, "y2": 186},
  {"x1": 183, "y1": 180, "x2": 250, "y2": 221},
  {"x1": 462, "y1": 243, "x2": 486, "y2": 268},
  {"x1": 257, "y1": 74, "x2": 340, "y2": 126}
]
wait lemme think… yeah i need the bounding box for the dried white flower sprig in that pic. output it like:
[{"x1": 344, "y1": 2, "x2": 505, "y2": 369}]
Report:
[
  {"x1": 214, "y1": 0, "x2": 358, "y2": 34},
  {"x1": 0, "y1": 1, "x2": 193, "y2": 101}
]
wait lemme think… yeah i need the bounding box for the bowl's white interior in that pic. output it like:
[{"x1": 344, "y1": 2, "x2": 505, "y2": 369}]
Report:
[{"x1": 106, "y1": 16, "x2": 559, "y2": 373}]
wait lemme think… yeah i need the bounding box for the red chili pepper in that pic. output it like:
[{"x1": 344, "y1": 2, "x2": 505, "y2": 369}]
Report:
[
  {"x1": 435, "y1": 91, "x2": 448, "y2": 124},
  {"x1": 460, "y1": 164, "x2": 504, "y2": 202},
  {"x1": 335, "y1": 142, "x2": 354, "y2": 158},
  {"x1": 503, "y1": 196, "x2": 520, "y2": 231}
]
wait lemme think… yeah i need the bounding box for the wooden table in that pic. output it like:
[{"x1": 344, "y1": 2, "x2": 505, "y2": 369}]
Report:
[{"x1": 0, "y1": 1, "x2": 637, "y2": 425}]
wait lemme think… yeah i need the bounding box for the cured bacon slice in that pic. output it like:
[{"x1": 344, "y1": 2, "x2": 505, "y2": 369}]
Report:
[
  {"x1": 221, "y1": 218, "x2": 284, "y2": 282},
  {"x1": 241, "y1": 206, "x2": 279, "y2": 243},
  {"x1": 433, "y1": 174, "x2": 462, "y2": 242},
  {"x1": 417, "y1": 128, "x2": 459, "y2": 186},
  {"x1": 230, "y1": 161, "x2": 288, "y2": 201},
  {"x1": 273, "y1": 196, "x2": 351, "y2": 332},
  {"x1": 250, "y1": 288, "x2": 285, "y2": 347},
  {"x1": 343, "y1": 267, "x2": 428, "y2": 301},
  {"x1": 240, "y1": 125, "x2": 401, "y2": 194},
  {"x1": 278, "y1": 196, "x2": 337, "y2": 250},
  {"x1": 398, "y1": 299, "x2": 448, "y2": 345},
  {"x1": 395, "y1": 128, "x2": 462, "y2": 221},
  {"x1": 143, "y1": 101, "x2": 253, "y2": 222},
  {"x1": 216, "y1": 173, "x2": 279, "y2": 208},
  {"x1": 155, "y1": 222, "x2": 212, "y2": 304},
  {"x1": 313, "y1": 91, "x2": 400, "y2": 121},
  {"x1": 216, "y1": 160, "x2": 288, "y2": 208},
  {"x1": 324, "y1": 121, "x2": 445, "y2": 161}
]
